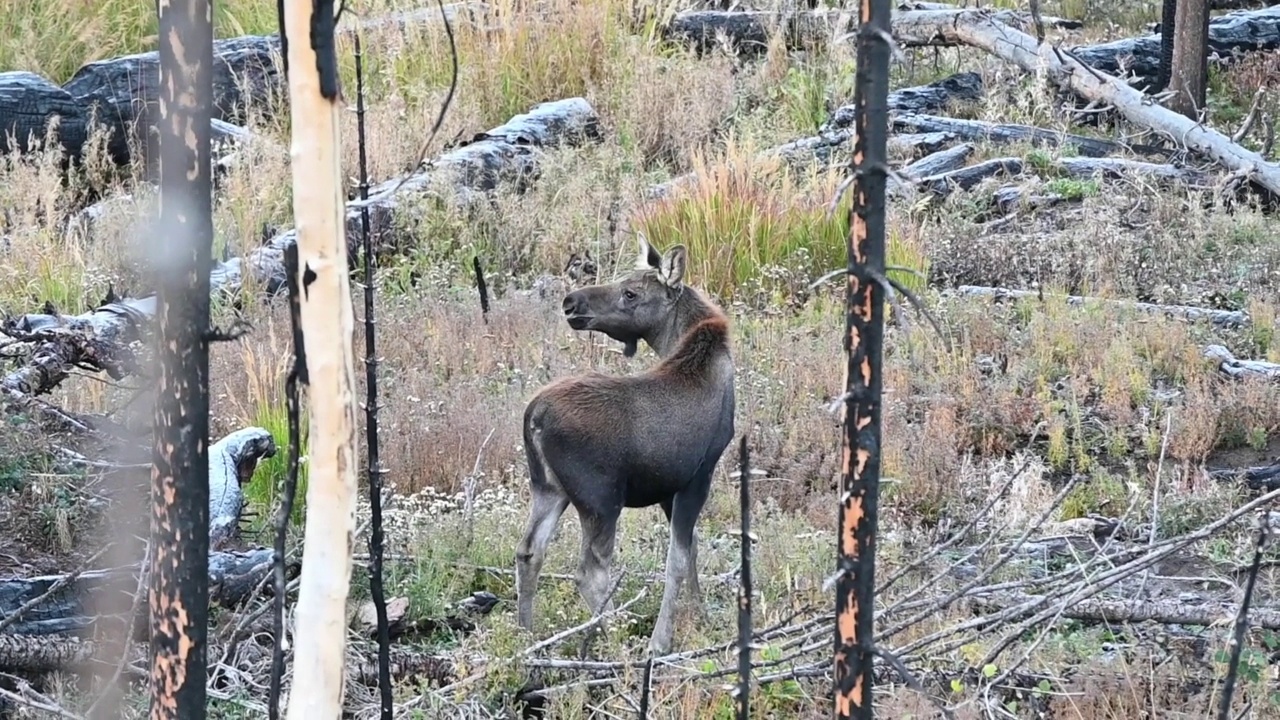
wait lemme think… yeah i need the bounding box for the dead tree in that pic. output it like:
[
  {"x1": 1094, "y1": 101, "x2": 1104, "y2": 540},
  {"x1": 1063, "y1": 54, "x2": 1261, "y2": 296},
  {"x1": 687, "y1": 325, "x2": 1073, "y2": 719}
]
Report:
[
  {"x1": 280, "y1": 0, "x2": 360, "y2": 718},
  {"x1": 148, "y1": 0, "x2": 214, "y2": 718},
  {"x1": 1169, "y1": 0, "x2": 1212, "y2": 118},
  {"x1": 834, "y1": 0, "x2": 891, "y2": 717}
]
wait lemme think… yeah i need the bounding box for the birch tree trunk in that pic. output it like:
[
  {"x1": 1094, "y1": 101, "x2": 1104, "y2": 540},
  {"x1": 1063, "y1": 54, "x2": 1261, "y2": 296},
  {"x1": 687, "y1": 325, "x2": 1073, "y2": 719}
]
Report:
[
  {"x1": 148, "y1": 1, "x2": 213, "y2": 719},
  {"x1": 280, "y1": 1, "x2": 360, "y2": 718},
  {"x1": 1169, "y1": 0, "x2": 1211, "y2": 118}
]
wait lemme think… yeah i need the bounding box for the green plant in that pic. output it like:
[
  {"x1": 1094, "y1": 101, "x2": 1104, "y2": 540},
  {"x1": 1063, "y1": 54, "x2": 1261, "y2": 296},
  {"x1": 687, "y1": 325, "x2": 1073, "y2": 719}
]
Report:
[{"x1": 1043, "y1": 177, "x2": 1099, "y2": 200}]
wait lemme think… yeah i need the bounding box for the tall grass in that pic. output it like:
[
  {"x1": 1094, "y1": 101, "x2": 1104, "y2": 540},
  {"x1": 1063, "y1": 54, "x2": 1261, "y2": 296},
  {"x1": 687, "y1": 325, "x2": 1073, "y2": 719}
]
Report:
[
  {"x1": 633, "y1": 141, "x2": 929, "y2": 302},
  {"x1": 226, "y1": 326, "x2": 310, "y2": 528}
]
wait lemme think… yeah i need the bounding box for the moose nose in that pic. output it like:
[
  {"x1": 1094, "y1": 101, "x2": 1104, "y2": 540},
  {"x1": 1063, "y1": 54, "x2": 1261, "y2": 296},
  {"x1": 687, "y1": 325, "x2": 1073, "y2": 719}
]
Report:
[{"x1": 563, "y1": 292, "x2": 585, "y2": 317}]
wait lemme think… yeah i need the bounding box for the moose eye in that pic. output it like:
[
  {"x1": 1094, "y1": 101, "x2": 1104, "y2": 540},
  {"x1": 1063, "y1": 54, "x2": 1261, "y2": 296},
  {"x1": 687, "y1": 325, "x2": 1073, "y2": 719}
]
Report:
[{"x1": 623, "y1": 289, "x2": 637, "y2": 301}]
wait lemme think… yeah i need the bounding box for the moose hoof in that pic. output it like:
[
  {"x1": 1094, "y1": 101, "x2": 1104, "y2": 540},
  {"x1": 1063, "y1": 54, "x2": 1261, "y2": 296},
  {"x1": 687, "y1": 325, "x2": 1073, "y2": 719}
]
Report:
[{"x1": 648, "y1": 632, "x2": 674, "y2": 656}]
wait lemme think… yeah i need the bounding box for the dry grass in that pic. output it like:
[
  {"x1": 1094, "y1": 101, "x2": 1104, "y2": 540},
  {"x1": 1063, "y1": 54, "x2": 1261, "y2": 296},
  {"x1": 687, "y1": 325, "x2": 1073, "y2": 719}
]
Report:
[{"x1": 3, "y1": 0, "x2": 1280, "y2": 717}]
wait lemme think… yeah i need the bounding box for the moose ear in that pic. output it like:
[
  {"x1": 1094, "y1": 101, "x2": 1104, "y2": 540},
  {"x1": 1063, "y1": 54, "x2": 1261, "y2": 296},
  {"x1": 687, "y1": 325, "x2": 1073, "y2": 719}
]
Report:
[
  {"x1": 659, "y1": 244, "x2": 687, "y2": 288},
  {"x1": 635, "y1": 235, "x2": 662, "y2": 270}
]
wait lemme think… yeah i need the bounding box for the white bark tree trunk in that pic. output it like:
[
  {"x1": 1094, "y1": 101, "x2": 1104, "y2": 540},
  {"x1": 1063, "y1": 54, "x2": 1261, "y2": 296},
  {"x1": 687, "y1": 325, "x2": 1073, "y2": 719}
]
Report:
[{"x1": 280, "y1": 1, "x2": 360, "y2": 717}]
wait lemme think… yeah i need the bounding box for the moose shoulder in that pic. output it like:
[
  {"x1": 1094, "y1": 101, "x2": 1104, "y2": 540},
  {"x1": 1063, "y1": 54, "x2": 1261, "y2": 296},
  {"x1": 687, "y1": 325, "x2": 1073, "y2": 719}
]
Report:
[{"x1": 515, "y1": 239, "x2": 736, "y2": 655}]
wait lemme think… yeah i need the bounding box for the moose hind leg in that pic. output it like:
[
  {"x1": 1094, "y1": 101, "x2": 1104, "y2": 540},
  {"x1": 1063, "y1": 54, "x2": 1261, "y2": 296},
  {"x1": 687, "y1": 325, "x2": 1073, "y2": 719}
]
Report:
[
  {"x1": 651, "y1": 483, "x2": 710, "y2": 655},
  {"x1": 575, "y1": 512, "x2": 619, "y2": 616},
  {"x1": 515, "y1": 486, "x2": 570, "y2": 631},
  {"x1": 661, "y1": 498, "x2": 703, "y2": 613}
]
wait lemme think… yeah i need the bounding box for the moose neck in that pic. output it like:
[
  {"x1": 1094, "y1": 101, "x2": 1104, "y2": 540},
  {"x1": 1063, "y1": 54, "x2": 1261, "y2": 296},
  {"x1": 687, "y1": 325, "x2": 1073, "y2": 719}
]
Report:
[{"x1": 645, "y1": 289, "x2": 719, "y2": 359}]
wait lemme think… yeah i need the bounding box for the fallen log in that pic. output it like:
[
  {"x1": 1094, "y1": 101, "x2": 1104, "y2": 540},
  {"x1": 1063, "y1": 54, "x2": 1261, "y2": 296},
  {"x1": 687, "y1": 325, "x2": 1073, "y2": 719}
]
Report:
[
  {"x1": 0, "y1": 4, "x2": 480, "y2": 167},
  {"x1": 919, "y1": 157, "x2": 1025, "y2": 195},
  {"x1": 901, "y1": 142, "x2": 975, "y2": 180},
  {"x1": 887, "y1": 142, "x2": 975, "y2": 195},
  {"x1": 209, "y1": 427, "x2": 278, "y2": 550},
  {"x1": 772, "y1": 130, "x2": 956, "y2": 169},
  {"x1": 0, "y1": 548, "x2": 286, "y2": 637},
  {"x1": 662, "y1": 6, "x2": 1081, "y2": 56},
  {"x1": 211, "y1": 96, "x2": 602, "y2": 295},
  {"x1": 953, "y1": 286, "x2": 1253, "y2": 329},
  {"x1": 0, "y1": 634, "x2": 95, "y2": 673},
  {"x1": 970, "y1": 591, "x2": 1280, "y2": 630},
  {"x1": 0, "y1": 295, "x2": 154, "y2": 399},
  {"x1": 0, "y1": 71, "x2": 89, "y2": 161},
  {"x1": 1, "y1": 99, "x2": 598, "y2": 409},
  {"x1": 989, "y1": 184, "x2": 1069, "y2": 215},
  {"x1": 1073, "y1": 6, "x2": 1280, "y2": 87},
  {"x1": 889, "y1": 112, "x2": 1174, "y2": 159},
  {"x1": 62, "y1": 36, "x2": 283, "y2": 167},
  {"x1": 918, "y1": 154, "x2": 1213, "y2": 198},
  {"x1": 1209, "y1": 462, "x2": 1280, "y2": 491},
  {"x1": 826, "y1": 71, "x2": 984, "y2": 130},
  {"x1": 894, "y1": 9, "x2": 1280, "y2": 198},
  {"x1": 649, "y1": 72, "x2": 983, "y2": 200},
  {"x1": 1204, "y1": 344, "x2": 1280, "y2": 381}
]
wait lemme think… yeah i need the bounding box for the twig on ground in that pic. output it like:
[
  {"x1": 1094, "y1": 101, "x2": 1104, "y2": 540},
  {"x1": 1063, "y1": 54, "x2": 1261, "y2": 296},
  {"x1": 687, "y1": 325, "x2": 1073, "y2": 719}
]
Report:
[
  {"x1": 0, "y1": 672, "x2": 83, "y2": 719},
  {"x1": 1219, "y1": 514, "x2": 1272, "y2": 720}
]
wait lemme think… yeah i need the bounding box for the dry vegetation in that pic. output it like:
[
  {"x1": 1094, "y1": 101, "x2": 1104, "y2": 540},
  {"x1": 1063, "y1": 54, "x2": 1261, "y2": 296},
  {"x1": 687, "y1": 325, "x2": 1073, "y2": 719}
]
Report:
[{"x1": 2, "y1": 0, "x2": 1280, "y2": 717}]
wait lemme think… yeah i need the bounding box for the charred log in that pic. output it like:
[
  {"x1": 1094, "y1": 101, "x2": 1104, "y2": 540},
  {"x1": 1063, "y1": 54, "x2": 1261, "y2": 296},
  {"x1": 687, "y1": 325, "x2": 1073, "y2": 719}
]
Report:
[
  {"x1": 210, "y1": 97, "x2": 602, "y2": 295},
  {"x1": 1, "y1": 296, "x2": 153, "y2": 399},
  {"x1": 890, "y1": 113, "x2": 1174, "y2": 159},
  {"x1": 0, "y1": 72, "x2": 89, "y2": 161},
  {"x1": 826, "y1": 71, "x2": 985, "y2": 130},
  {"x1": 1209, "y1": 462, "x2": 1280, "y2": 491},
  {"x1": 0, "y1": 548, "x2": 287, "y2": 638},
  {"x1": 663, "y1": 7, "x2": 1081, "y2": 57},
  {"x1": 62, "y1": 36, "x2": 283, "y2": 168},
  {"x1": 916, "y1": 154, "x2": 1211, "y2": 199},
  {"x1": 1070, "y1": 6, "x2": 1280, "y2": 88},
  {"x1": 0, "y1": 634, "x2": 96, "y2": 673}
]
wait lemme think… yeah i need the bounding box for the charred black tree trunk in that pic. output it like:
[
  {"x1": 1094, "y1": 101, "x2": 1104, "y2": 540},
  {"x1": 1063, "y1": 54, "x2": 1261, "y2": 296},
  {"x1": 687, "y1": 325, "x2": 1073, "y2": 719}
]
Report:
[
  {"x1": 1169, "y1": 0, "x2": 1212, "y2": 118},
  {"x1": 834, "y1": 0, "x2": 890, "y2": 717},
  {"x1": 736, "y1": 435, "x2": 753, "y2": 720},
  {"x1": 1154, "y1": 0, "x2": 1178, "y2": 92},
  {"x1": 354, "y1": 28, "x2": 395, "y2": 720},
  {"x1": 149, "y1": 1, "x2": 213, "y2": 719}
]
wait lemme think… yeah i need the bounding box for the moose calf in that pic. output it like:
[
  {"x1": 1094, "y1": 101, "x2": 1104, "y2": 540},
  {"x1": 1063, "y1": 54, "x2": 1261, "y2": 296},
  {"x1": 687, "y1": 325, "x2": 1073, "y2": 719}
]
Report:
[{"x1": 516, "y1": 238, "x2": 736, "y2": 654}]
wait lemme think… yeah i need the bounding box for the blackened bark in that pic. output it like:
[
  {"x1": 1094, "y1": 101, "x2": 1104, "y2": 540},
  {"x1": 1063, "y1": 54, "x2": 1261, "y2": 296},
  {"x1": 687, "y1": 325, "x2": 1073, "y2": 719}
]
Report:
[
  {"x1": 149, "y1": 2, "x2": 213, "y2": 720},
  {"x1": 1154, "y1": 0, "x2": 1178, "y2": 91},
  {"x1": 354, "y1": 29, "x2": 395, "y2": 720},
  {"x1": 834, "y1": 0, "x2": 889, "y2": 718},
  {"x1": 735, "y1": 436, "x2": 753, "y2": 720}
]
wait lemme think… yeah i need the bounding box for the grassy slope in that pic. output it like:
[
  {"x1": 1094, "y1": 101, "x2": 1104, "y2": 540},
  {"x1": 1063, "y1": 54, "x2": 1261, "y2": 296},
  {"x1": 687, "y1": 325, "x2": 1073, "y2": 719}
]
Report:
[{"x1": 3, "y1": 0, "x2": 1280, "y2": 717}]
